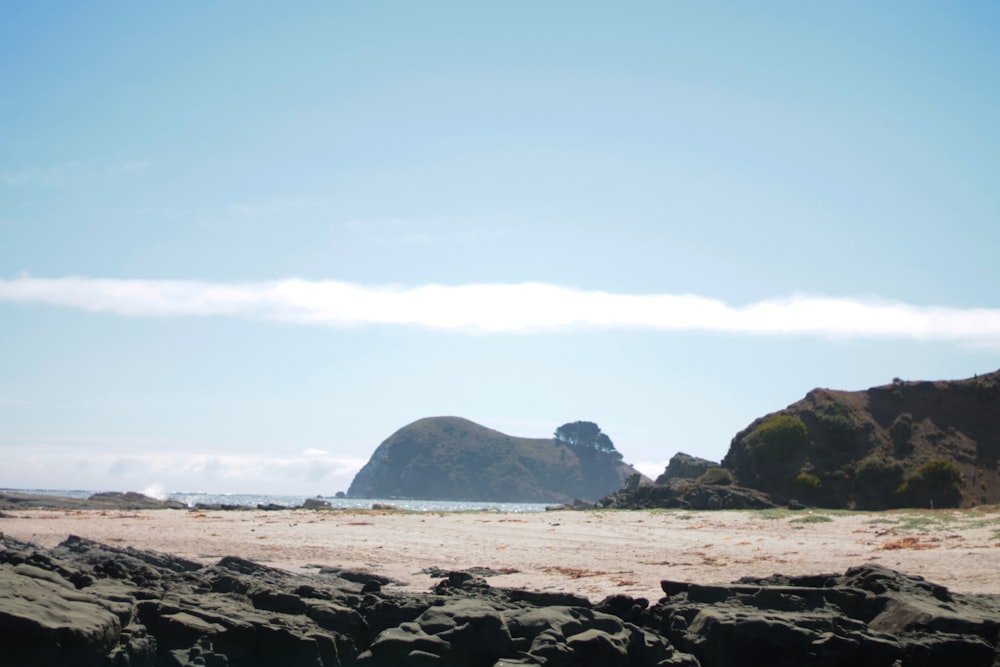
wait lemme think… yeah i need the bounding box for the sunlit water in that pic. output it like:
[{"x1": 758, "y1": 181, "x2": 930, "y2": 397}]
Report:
[{"x1": 2, "y1": 488, "x2": 552, "y2": 513}]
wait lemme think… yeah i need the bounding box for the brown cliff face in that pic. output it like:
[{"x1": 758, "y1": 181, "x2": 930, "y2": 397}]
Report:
[{"x1": 722, "y1": 370, "x2": 1000, "y2": 509}]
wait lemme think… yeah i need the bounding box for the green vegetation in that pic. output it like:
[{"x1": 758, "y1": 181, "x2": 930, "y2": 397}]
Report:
[
  {"x1": 915, "y1": 458, "x2": 962, "y2": 487},
  {"x1": 753, "y1": 508, "x2": 797, "y2": 520},
  {"x1": 696, "y1": 467, "x2": 734, "y2": 486},
  {"x1": 974, "y1": 373, "x2": 1000, "y2": 395},
  {"x1": 862, "y1": 508, "x2": 1000, "y2": 533},
  {"x1": 896, "y1": 458, "x2": 963, "y2": 508},
  {"x1": 554, "y1": 421, "x2": 622, "y2": 459},
  {"x1": 748, "y1": 414, "x2": 808, "y2": 463},
  {"x1": 854, "y1": 457, "x2": 905, "y2": 509},
  {"x1": 789, "y1": 514, "x2": 834, "y2": 524},
  {"x1": 793, "y1": 471, "x2": 822, "y2": 495},
  {"x1": 856, "y1": 457, "x2": 904, "y2": 485},
  {"x1": 816, "y1": 399, "x2": 858, "y2": 435},
  {"x1": 889, "y1": 413, "x2": 914, "y2": 455}
]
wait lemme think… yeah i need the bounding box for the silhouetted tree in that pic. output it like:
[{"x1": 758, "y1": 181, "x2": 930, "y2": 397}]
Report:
[{"x1": 554, "y1": 421, "x2": 621, "y2": 458}]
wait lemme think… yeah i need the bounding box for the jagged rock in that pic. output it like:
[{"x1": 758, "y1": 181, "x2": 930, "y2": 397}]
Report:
[
  {"x1": 655, "y1": 453, "x2": 719, "y2": 484},
  {"x1": 86, "y1": 492, "x2": 187, "y2": 510},
  {"x1": 596, "y1": 481, "x2": 780, "y2": 510},
  {"x1": 0, "y1": 564, "x2": 122, "y2": 667},
  {"x1": 651, "y1": 564, "x2": 1000, "y2": 667},
  {"x1": 0, "y1": 490, "x2": 186, "y2": 511},
  {"x1": 3, "y1": 535, "x2": 999, "y2": 667},
  {"x1": 303, "y1": 498, "x2": 332, "y2": 510},
  {"x1": 502, "y1": 605, "x2": 684, "y2": 667},
  {"x1": 360, "y1": 600, "x2": 513, "y2": 666}
]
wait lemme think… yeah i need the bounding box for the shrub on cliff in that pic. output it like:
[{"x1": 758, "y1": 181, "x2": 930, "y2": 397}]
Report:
[
  {"x1": 854, "y1": 457, "x2": 905, "y2": 509},
  {"x1": 793, "y1": 471, "x2": 822, "y2": 497},
  {"x1": 816, "y1": 400, "x2": 858, "y2": 434},
  {"x1": 748, "y1": 414, "x2": 808, "y2": 463},
  {"x1": 896, "y1": 458, "x2": 962, "y2": 508}
]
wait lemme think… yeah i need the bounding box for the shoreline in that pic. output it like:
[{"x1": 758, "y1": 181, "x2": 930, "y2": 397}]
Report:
[{"x1": 3, "y1": 505, "x2": 999, "y2": 601}]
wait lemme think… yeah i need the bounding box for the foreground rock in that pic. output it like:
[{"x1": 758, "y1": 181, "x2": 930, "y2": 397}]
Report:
[{"x1": 2, "y1": 534, "x2": 999, "y2": 666}]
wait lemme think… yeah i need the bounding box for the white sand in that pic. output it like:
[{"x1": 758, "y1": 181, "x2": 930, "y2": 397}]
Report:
[{"x1": 3, "y1": 507, "x2": 999, "y2": 601}]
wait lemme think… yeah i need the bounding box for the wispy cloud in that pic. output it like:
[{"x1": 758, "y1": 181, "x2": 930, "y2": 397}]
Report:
[{"x1": 1, "y1": 276, "x2": 999, "y2": 343}]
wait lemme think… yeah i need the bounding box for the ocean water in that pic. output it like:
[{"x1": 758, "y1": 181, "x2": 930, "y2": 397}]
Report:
[{"x1": 2, "y1": 488, "x2": 552, "y2": 513}]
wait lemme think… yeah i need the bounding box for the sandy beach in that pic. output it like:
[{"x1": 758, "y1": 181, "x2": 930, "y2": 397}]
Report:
[{"x1": 3, "y1": 506, "x2": 999, "y2": 601}]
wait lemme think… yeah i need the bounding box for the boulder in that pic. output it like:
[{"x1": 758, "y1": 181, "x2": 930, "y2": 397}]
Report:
[
  {"x1": 655, "y1": 453, "x2": 719, "y2": 484},
  {"x1": 650, "y1": 564, "x2": 1000, "y2": 667},
  {"x1": 0, "y1": 565, "x2": 121, "y2": 667}
]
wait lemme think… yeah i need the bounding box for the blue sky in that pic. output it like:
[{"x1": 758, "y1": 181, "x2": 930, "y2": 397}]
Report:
[{"x1": 2, "y1": 2, "x2": 998, "y2": 495}]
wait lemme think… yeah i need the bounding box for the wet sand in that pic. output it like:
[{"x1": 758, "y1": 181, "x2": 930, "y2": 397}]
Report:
[{"x1": 3, "y1": 506, "x2": 998, "y2": 601}]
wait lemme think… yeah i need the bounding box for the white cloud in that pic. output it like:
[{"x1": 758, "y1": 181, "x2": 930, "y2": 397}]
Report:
[
  {"x1": 1, "y1": 276, "x2": 999, "y2": 344},
  {"x1": 0, "y1": 436, "x2": 368, "y2": 495},
  {"x1": 302, "y1": 448, "x2": 330, "y2": 456},
  {"x1": 632, "y1": 460, "x2": 669, "y2": 480}
]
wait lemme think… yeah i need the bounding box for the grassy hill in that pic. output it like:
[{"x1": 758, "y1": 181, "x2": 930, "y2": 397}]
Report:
[
  {"x1": 722, "y1": 370, "x2": 1000, "y2": 509},
  {"x1": 347, "y1": 416, "x2": 642, "y2": 503}
]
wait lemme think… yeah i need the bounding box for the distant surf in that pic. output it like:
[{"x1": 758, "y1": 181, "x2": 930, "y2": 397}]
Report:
[{"x1": 1, "y1": 488, "x2": 551, "y2": 512}]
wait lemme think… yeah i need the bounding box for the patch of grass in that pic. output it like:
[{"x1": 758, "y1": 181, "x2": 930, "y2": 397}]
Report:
[
  {"x1": 965, "y1": 515, "x2": 1000, "y2": 530},
  {"x1": 793, "y1": 472, "x2": 822, "y2": 495},
  {"x1": 748, "y1": 414, "x2": 808, "y2": 463},
  {"x1": 789, "y1": 514, "x2": 834, "y2": 524},
  {"x1": 753, "y1": 508, "x2": 797, "y2": 520},
  {"x1": 864, "y1": 510, "x2": 963, "y2": 532}
]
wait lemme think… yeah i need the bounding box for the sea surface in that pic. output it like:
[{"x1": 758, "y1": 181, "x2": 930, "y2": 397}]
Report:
[{"x1": 2, "y1": 488, "x2": 551, "y2": 513}]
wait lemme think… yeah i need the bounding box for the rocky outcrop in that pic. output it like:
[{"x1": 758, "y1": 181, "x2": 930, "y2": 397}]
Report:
[
  {"x1": 0, "y1": 491, "x2": 186, "y2": 511},
  {"x1": 652, "y1": 564, "x2": 1000, "y2": 667},
  {"x1": 3, "y1": 534, "x2": 1000, "y2": 666},
  {"x1": 347, "y1": 417, "x2": 644, "y2": 503},
  {"x1": 722, "y1": 369, "x2": 1000, "y2": 509},
  {"x1": 592, "y1": 453, "x2": 781, "y2": 511},
  {"x1": 654, "y1": 453, "x2": 719, "y2": 485},
  {"x1": 595, "y1": 481, "x2": 780, "y2": 511}
]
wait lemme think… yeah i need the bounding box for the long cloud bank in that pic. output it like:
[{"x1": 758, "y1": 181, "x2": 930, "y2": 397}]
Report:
[{"x1": 1, "y1": 276, "x2": 999, "y2": 343}]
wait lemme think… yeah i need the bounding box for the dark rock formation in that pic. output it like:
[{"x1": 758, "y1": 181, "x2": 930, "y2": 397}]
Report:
[
  {"x1": 589, "y1": 453, "x2": 781, "y2": 511},
  {"x1": 595, "y1": 481, "x2": 780, "y2": 511},
  {"x1": 722, "y1": 369, "x2": 1000, "y2": 509},
  {"x1": 347, "y1": 417, "x2": 645, "y2": 503},
  {"x1": 652, "y1": 564, "x2": 1000, "y2": 667},
  {"x1": 3, "y1": 534, "x2": 1000, "y2": 666},
  {"x1": 0, "y1": 491, "x2": 187, "y2": 511},
  {"x1": 654, "y1": 453, "x2": 719, "y2": 485}
]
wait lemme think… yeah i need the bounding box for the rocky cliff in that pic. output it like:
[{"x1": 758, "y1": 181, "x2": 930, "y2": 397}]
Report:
[
  {"x1": 347, "y1": 417, "x2": 642, "y2": 503},
  {"x1": 722, "y1": 369, "x2": 1000, "y2": 509}
]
